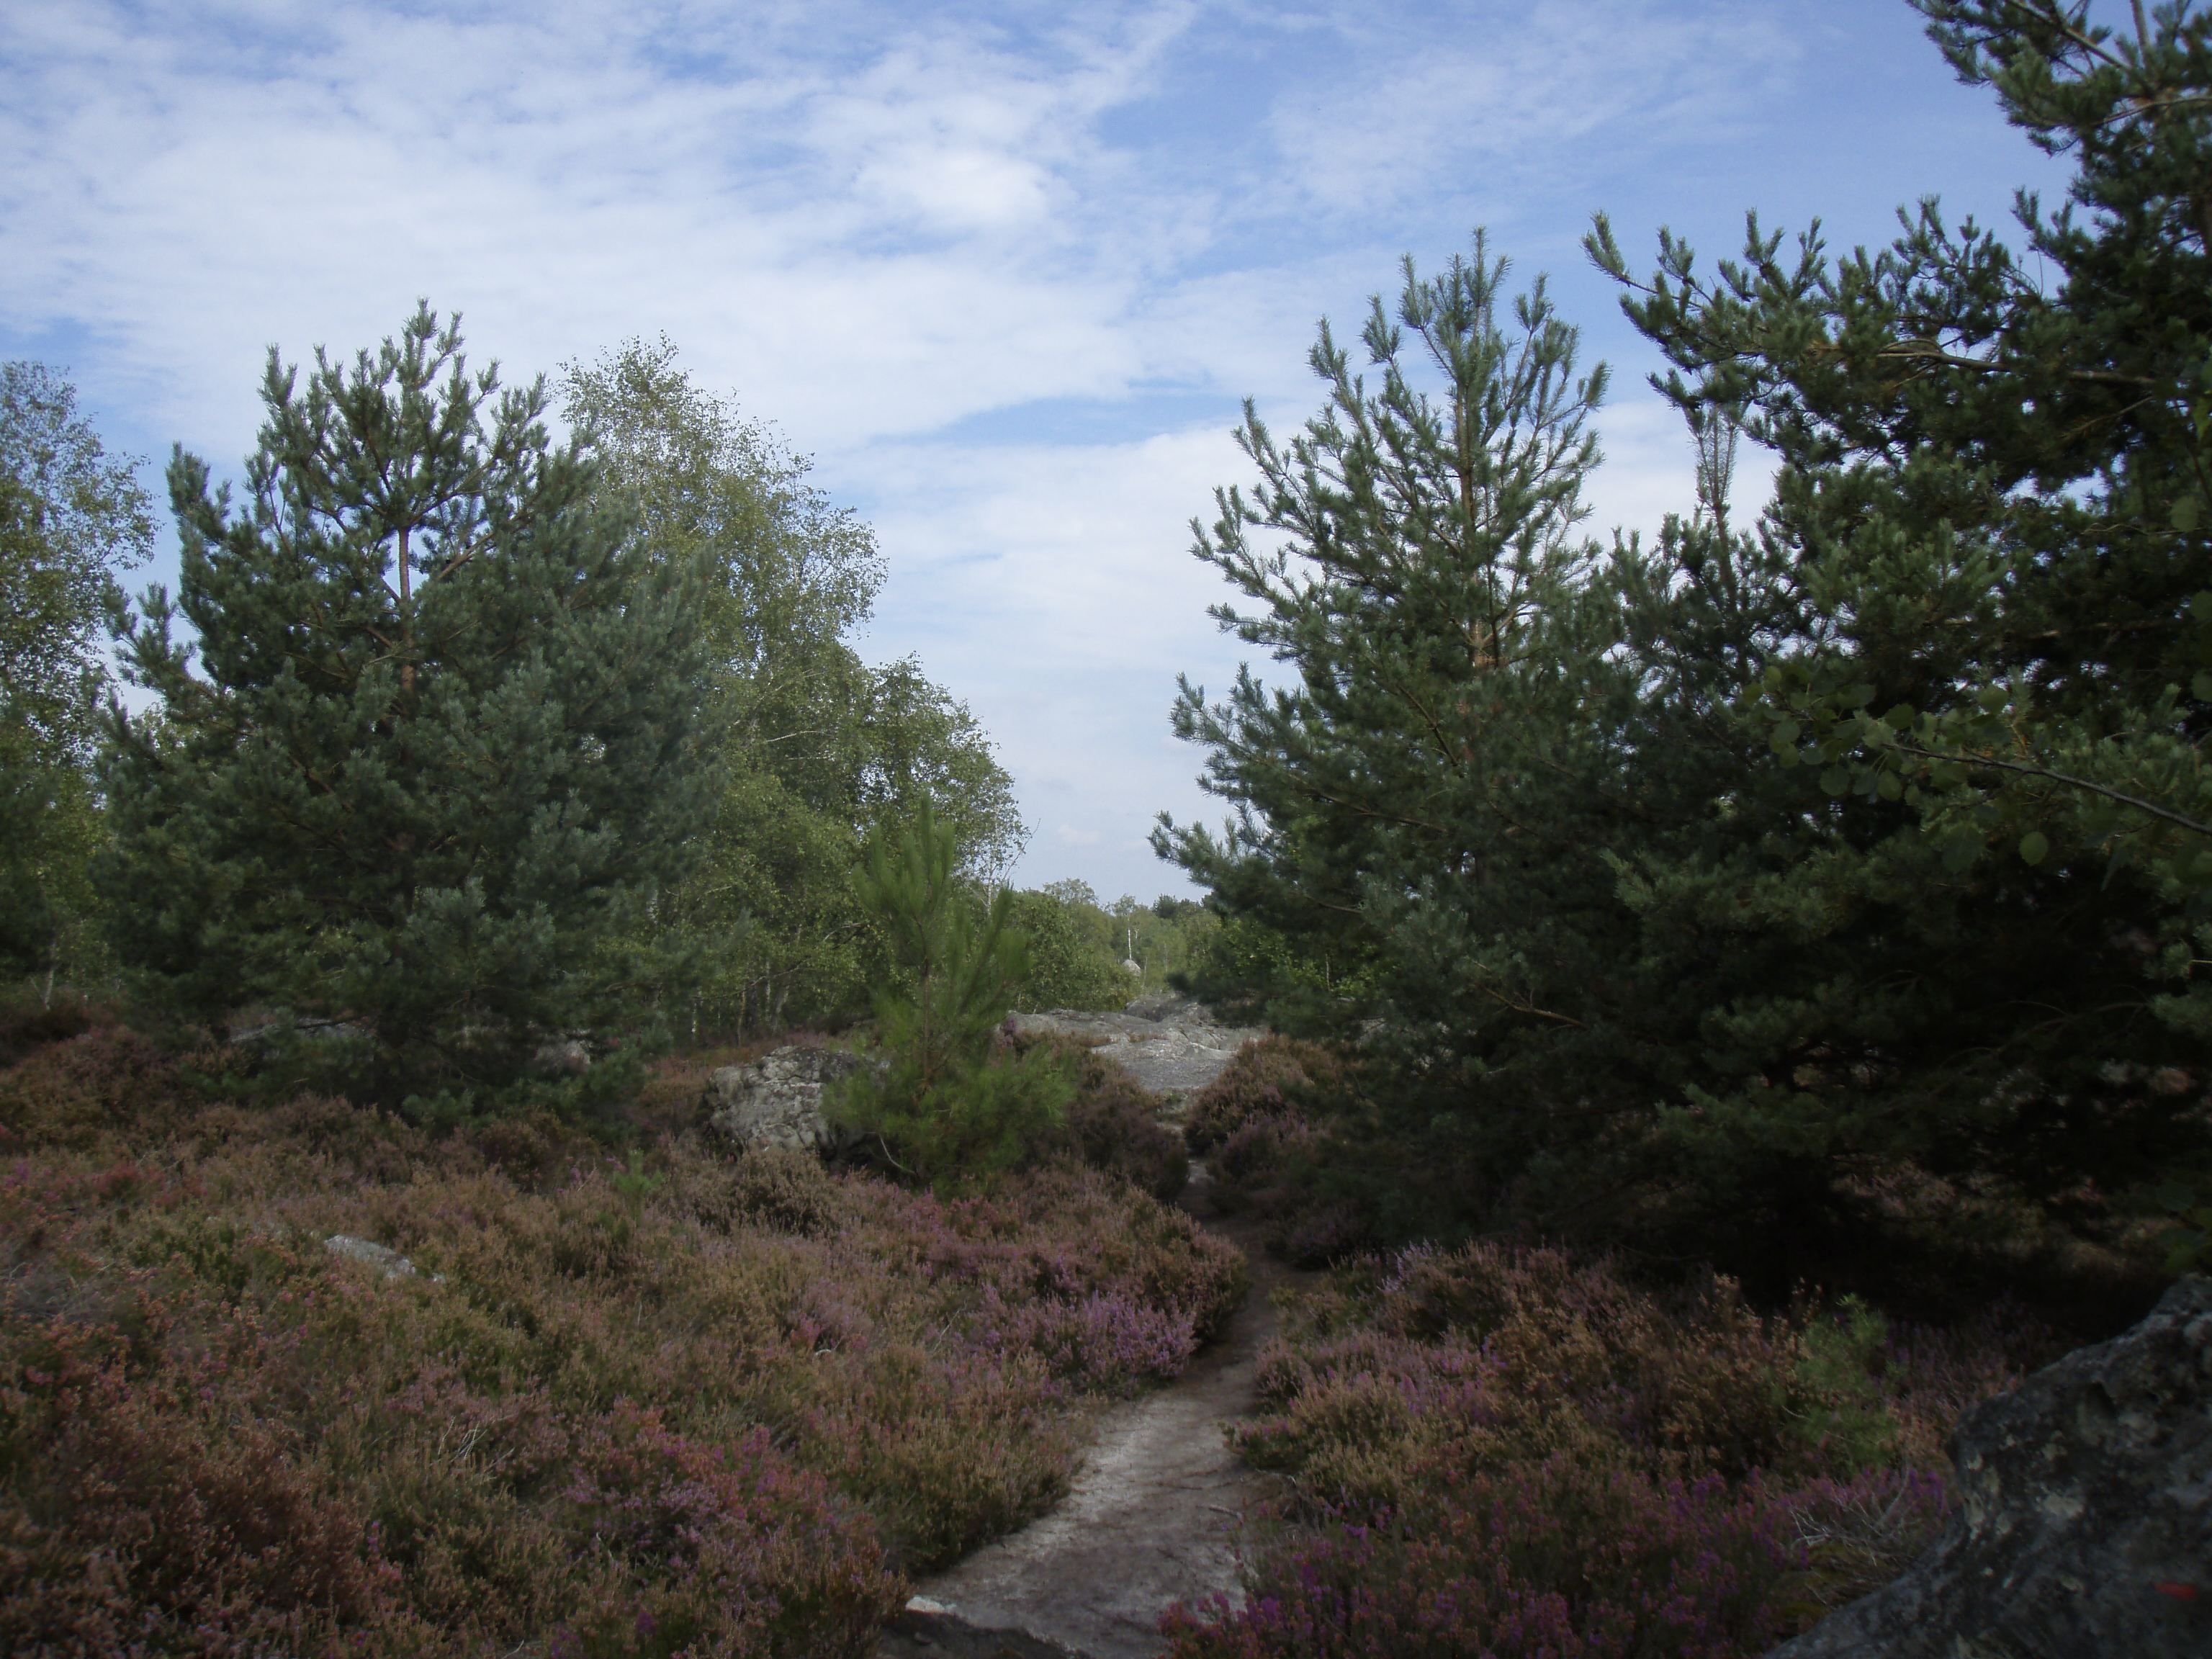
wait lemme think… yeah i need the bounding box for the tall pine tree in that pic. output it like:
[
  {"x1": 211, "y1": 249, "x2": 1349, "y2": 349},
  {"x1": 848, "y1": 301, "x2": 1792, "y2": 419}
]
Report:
[
  {"x1": 1582, "y1": 0, "x2": 2212, "y2": 1262},
  {"x1": 1164, "y1": 1, "x2": 2212, "y2": 1277},
  {"x1": 101, "y1": 306, "x2": 718, "y2": 1110}
]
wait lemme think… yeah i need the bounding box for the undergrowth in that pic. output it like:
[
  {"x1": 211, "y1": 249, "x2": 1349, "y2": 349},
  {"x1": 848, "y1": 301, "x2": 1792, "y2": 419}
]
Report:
[
  {"x1": 0, "y1": 1000, "x2": 1245, "y2": 1658},
  {"x1": 1160, "y1": 1241, "x2": 2054, "y2": 1658}
]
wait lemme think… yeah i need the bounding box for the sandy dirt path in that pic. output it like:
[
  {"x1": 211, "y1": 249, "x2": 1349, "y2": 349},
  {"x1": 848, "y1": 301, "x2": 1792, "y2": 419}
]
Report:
[{"x1": 877, "y1": 1172, "x2": 1303, "y2": 1659}]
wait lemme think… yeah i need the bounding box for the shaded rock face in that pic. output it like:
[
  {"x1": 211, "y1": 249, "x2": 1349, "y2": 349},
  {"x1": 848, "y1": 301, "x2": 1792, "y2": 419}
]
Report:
[
  {"x1": 1770, "y1": 1275, "x2": 2211, "y2": 1659},
  {"x1": 1012, "y1": 995, "x2": 1265, "y2": 1104},
  {"x1": 701, "y1": 1045, "x2": 873, "y2": 1156}
]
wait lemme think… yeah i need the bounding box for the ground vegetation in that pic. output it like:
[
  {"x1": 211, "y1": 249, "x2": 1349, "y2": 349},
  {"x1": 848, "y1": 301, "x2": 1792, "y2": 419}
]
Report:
[
  {"x1": 0, "y1": 996, "x2": 1241, "y2": 1656},
  {"x1": 1161, "y1": 1239, "x2": 2054, "y2": 1658}
]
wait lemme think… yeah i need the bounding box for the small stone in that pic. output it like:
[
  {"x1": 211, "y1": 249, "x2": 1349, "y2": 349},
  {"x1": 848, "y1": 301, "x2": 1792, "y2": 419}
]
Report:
[{"x1": 324, "y1": 1234, "x2": 416, "y2": 1279}]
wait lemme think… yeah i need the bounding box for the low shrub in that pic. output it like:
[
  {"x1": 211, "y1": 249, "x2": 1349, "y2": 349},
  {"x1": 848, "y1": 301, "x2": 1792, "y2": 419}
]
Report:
[
  {"x1": 0, "y1": 1017, "x2": 184, "y2": 1153},
  {"x1": 1166, "y1": 1239, "x2": 2045, "y2": 1658},
  {"x1": 1161, "y1": 1457, "x2": 1802, "y2": 1659},
  {"x1": 1184, "y1": 1036, "x2": 1346, "y2": 1156},
  {"x1": 0, "y1": 1010, "x2": 1249, "y2": 1653},
  {"x1": 1015, "y1": 1029, "x2": 1189, "y2": 1200}
]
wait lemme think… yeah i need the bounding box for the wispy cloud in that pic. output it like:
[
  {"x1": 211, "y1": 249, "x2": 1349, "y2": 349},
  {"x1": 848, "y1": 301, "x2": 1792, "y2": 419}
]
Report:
[{"x1": 1, "y1": 0, "x2": 2056, "y2": 895}]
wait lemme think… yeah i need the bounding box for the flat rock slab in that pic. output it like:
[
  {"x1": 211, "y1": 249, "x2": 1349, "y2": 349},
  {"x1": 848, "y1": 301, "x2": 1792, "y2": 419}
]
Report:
[
  {"x1": 892, "y1": 1179, "x2": 1301, "y2": 1659},
  {"x1": 1013, "y1": 996, "x2": 1265, "y2": 1102}
]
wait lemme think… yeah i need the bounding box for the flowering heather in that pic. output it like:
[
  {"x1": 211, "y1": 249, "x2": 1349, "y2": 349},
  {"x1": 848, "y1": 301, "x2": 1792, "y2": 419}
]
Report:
[
  {"x1": 0, "y1": 1008, "x2": 1244, "y2": 1656},
  {"x1": 1184, "y1": 1036, "x2": 1346, "y2": 1156},
  {"x1": 1166, "y1": 1241, "x2": 2040, "y2": 1658},
  {"x1": 1012, "y1": 1028, "x2": 1190, "y2": 1200}
]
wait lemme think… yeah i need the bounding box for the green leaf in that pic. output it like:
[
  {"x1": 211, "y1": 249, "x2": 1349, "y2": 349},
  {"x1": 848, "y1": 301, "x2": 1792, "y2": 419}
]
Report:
[
  {"x1": 1883, "y1": 704, "x2": 1915, "y2": 731},
  {"x1": 1876, "y1": 769, "x2": 1903, "y2": 801},
  {"x1": 1820, "y1": 767, "x2": 1851, "y2": 796},
  {"x1": 2018, "y1": 831, "x2": 2049, "y2": 866},
  {"x1": 2175, "y1": 493, "x2": 2201, "y2": 532},
  {"x1": 2193, "y1": 672, "x2": 2212, "y2": 703},
  {"x1": 1770, "y1": 719, "x2": 1800, "y2": 750},
  {"x1": 2194, "y1": 591, "x2": 2212, "y2": 624},
  {"x1": 2159, "y1": 1182, "x2": 2198, "y2": 1215},
  {"x1": 1942, "y1": 834, "x2": 1979, "y2": 872}
]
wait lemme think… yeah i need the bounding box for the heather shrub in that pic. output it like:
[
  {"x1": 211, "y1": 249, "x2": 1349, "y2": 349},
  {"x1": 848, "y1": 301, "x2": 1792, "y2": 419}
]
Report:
[
  {"x1": 0, "y1": 1012, "x2": 1246, "y2": 1650},
  {"x1": 676, "y1": 1144, "x2": 846, "y2": 1237},
  {"x1": 0, "y1": 994, "x2": 102, "y2": 1068},
  {"x1": 1015, "y1": 1028, "x2": 1188, "y2": 1199},
  {"x1": 1174, "y1": 1238, "x2": 2037, "y2": 1656},
  {"x1": 0, "y1": 1019, "x2": 181, "y2": 1152},
  {"x1": 1161, "y1": 1455, "x2": 1802, "y2": 1659},
  {"x1": 1184, "y1": 1035, "x2": 1346, "y2": 1155}
]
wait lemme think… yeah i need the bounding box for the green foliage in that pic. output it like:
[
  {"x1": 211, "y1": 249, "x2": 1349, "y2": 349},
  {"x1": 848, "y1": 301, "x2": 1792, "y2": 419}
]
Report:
[
  {"x1": 561, "y1": 341, "x2": 1025, "y2": 1034},
  {"x1": 1004, "y1": 884, "x2": 1133, "y2": 1012},
  {"x1": 611, "y1": 1146, "x2": 665, "y2": 1218},
  {"x1": 830, "y1": 801, "x2": 1074, "y2": 1187},
  {"x1": 2158, "y1": 1180, "x2": 2212, "y2": 1272},
  {"x1": 1790, "y1": 1297, "x2": 1905, "y2": 1471},
  {"x1": 0, "y1": 364, "x2": 153, "y2": 988},
  {"x1": 1162, "y1": 8, "x2": 2212, "y2": 1276},
  {"x1": 1574, "y1": 0, "x2": 2212, "y2": 1257},
  {"x1": 99, "y1": 307, "x2": 719, "y2": 1111},
  {"x1": 1005, "y1": 880, "x2": 1226, "y2": 1012}
]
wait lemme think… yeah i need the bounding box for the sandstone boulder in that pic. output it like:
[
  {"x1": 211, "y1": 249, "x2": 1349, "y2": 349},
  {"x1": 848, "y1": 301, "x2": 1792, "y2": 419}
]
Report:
[
  {"x1": 1012, "y1": 994, "x2": 1265, "y2": 1102},
  {"x1": 702, "y1": 1044, "x2": 873, "y2": 1156},
  {"x1": 1768, "y1": 1274, "x2": 2211, "y2": 1658}
]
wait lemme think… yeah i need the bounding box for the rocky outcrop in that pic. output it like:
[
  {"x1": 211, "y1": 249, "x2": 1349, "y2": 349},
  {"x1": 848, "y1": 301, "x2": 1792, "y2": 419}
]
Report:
[
  {"x1": 1768, "y1": 1274, "x2": 2211, "y2": 1659},
  {"x1": 325, "y1": 1234, "x2": 428, "y2": 1280},
  {"x1": 1013, "y1": 994, "x2": 1265, "y2": 1103},
  {"x1": 702, "y1": 1044, "x2": 875, "y2": 1156}
]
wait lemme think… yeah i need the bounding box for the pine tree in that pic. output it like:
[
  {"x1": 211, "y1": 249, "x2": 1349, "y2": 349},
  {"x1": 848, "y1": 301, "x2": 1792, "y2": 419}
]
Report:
[
  {"x1": 1581, "y1": 0, "x2": 2212, "y2": 1256},
  {"x1": 830, "y1": 799, "x2": 1071, "y2": 1188},
  {"x1": 1154, "y1": 238, "x2": 1689, "y2": 1238},
  {"x1": 1163, "y1": 4, "x2": 2212, "y2": 1272},
  {"x1": 99, "y1": 306, "x2": 718, "y2": 1111}
]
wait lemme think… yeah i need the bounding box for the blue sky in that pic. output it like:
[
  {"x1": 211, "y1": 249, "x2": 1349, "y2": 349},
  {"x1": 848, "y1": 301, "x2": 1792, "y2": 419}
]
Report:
[{"x1": 2, "y1": 0, "x2": 2077, "y2": 898}]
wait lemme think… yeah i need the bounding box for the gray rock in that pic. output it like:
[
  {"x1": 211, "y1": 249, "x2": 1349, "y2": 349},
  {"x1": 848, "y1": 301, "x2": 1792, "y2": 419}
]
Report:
[
  {"x1": 703, "y1": 1044, "x2": 874, "y2": 1156},
  {"x1": 1768, "y1": 1275, "x2": 2212, "y2": 1659},
  {"x1": 324, "y1": 1234, "x2": 420, "y2": 1280},
  {"x1": 1013, "y1": 995, "x2": 1266, "y2": 1102}
]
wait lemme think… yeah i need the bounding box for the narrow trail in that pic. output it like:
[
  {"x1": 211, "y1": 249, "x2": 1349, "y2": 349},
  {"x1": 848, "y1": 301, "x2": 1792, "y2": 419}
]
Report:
[{"x1": 878, "y1": 1177, "x2": 1310, "y2": 1659}]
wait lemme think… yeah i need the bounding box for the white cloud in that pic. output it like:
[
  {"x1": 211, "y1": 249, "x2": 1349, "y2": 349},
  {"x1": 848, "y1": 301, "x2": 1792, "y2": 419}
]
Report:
[{"x1": 1, "y1": 0, "x2": 2041, "y2": 902}]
